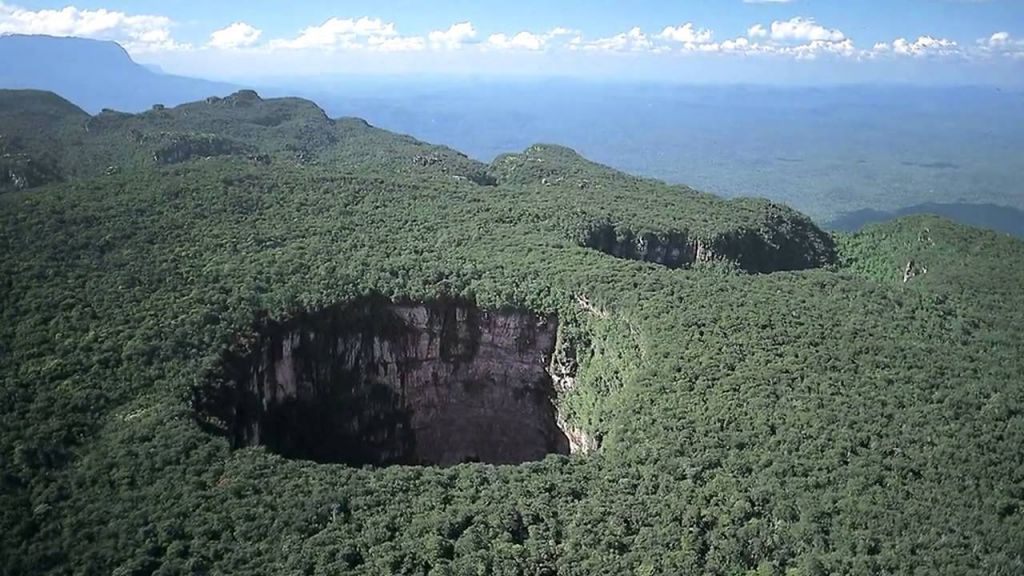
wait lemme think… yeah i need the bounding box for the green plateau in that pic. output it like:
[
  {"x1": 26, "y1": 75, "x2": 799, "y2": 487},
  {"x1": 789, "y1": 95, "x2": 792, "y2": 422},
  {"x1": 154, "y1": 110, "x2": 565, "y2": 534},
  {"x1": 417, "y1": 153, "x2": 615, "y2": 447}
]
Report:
[{"x1": 1, "y1": 89, "x2": 1021, "y2": 575}]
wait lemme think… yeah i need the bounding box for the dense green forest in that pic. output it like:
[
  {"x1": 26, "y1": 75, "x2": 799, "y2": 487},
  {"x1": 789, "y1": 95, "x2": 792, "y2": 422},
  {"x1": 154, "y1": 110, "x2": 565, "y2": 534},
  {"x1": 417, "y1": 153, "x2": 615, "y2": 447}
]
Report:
[{"x1": 1, "y1": 90, "x2": 1022, "y2": 575}]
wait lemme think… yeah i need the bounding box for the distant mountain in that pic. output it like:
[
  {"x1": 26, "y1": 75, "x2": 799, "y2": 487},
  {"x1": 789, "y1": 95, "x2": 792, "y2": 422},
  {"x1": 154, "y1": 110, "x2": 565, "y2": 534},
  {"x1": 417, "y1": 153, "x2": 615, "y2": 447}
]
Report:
[
  {"x1": 0, "y1": 34, "x2": 237, "y2": 113},
  {"x1": 827, "y1": 202, "x2": 1024, "y2": 238}
]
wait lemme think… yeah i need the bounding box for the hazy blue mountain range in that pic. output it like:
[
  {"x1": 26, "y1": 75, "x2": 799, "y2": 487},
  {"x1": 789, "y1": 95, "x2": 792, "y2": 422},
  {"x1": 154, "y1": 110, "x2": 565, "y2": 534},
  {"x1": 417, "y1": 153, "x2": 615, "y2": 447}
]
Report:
[{"x1": 0, "y1": 34, "x2": 237, "y2": 113}]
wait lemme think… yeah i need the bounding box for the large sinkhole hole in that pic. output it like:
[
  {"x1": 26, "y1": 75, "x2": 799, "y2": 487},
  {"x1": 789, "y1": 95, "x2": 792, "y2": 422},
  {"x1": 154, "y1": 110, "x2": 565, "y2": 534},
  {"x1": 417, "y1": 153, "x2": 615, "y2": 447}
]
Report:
[{"x1": 194, "y1": 298, "x2": 572, "y2": 467}]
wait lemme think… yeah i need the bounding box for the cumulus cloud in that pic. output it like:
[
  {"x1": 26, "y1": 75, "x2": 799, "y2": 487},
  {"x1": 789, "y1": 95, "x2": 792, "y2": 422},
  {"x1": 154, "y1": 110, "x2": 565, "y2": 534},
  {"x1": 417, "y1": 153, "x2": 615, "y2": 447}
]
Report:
[
  {"x1": 658, "y1": 22, "x2": 713, "y2": 45},
  {"x1": 976, "y1": 31, "x2": 1024, "y2": 59},
  {"x1": 367, "y1": 35, "x2": 426, "y2": 52},
  {"x1": 486, "y1": 28, "x2": 575, "y2": 51},
  {"x1": 877, "y1": 36, "x2": 968, "y2": 60},
  {"x1": 572, "y1": 27, "x2": 656, "y2": 52},
  {"x1": 487, "y1": 31, "x2": 545, "y2": 51},
  {"x1": 679, "y1": 35, "x2": 816, "y2": 57},
  {"x1": 879, "y1": 35, "x2": 960, "y2": 57},
  {"x1": 985, "y1": 31, "x2": 1011, "y2": 46},
  {"x1": 785, "y1": 38, "x2": 856, "y2": 59},
  {"x1": 208, "y1": 22, "x2": 261, "y2": 49},
  {"x1": 566, "y1": 17, "x2": 857, "y2": 59},
  {"x1": 0, "y1": 1, "x2": 186, "y2": 52},
  {"x1": 747, "y1": 24, "x2": 768, "y2": 38},
  {"x1": 428, "y1": 21, "x2": 476, "y2": 49},
  {"x1": 270, "y1": 17, "x2": 400, "y2": 50},
  {"x1": 0, "y1": 2, "x2": 992, "y2": 64},
  {"x1": 730, "y1": 17, "x2": 852, "y2": 59},
  {"x1": 768, "y1": 17, "x2": 844, "y2": 42},
  {"x1": 697, "y1": 36, "x2": 763, "y2": 54},
  {"x1": 549, "y1": 27, "x2": 578, "y2": 37}
]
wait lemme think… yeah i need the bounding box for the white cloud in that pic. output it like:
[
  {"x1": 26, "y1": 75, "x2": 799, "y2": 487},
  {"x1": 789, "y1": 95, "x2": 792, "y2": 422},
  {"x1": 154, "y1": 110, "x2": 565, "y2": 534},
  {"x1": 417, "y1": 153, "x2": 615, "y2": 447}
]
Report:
[
  {"x1": 428, "y1": 21, "x2": 476, "y2": 49},
  {"x1": 732, "y1": 17, "x2": 852, "y2": 59},
  {"x1": 0, "y1": 1, "x2": 186, "y2": 52},
  {"x1": 869, "y1": 34, "x2": 973, "y2": 59},
  {"x1": 890, "y1": 35, "x2": 959, "y2": 57},
  {"x1": 486, "y1": 28, "x2": 576, "y2": 51},
  {"x1": 256, "y1": 18, "x2": 485, "y2": 53},
  {"x1": 769, "y1": 17, "x2": 845, "y2": 42},
  {"x1": 785, "y1": 37, "x2": 856, "y2": 60},
  {"x1": 719, "y1": 37, "x2": 754, "y2": 52},
  {"x1": 985, "y1": 31, "x2": 1010, "y2": 46},
  {"x1": 208, "y1": 22, "x2": 261, "y2": 49},
  {"x1": 271, "y1": 17, "x2": 399, "y2": 50},
  {"x1": 658, "y1": 23, "x2": 713, "y2": 45},
  {"x1": 549, "y1": 27, "x2": 578, "y2": 37},
  {"x1": 367, "y1": 35, "x2": 425, "y2": 52},
  {"x1": 975, "y1": 31, "x2": 1024, "y2": 59},
  {"x1": 747, "y1": 24, "x2": 768, "y2": 38},
  {"x1": 1, "y1": 3, "x2": 1003, "y2": 66},
  {"x1": 488, "y1": 31, "x2": 545, "y2": 51},
  {"x1": 689, "y1": 35, "x2": 821, "y2": 57},
  {"x1": 573, "y1": 27, "x2": 657, "y2": 52}
]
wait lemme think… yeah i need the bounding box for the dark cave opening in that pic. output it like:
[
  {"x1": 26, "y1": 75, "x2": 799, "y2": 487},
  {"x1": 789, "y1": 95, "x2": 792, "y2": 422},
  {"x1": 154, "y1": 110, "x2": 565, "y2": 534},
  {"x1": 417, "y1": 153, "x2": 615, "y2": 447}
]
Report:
[{"x1": 194, "y1": 298, "x2": 571, "y2": 466}]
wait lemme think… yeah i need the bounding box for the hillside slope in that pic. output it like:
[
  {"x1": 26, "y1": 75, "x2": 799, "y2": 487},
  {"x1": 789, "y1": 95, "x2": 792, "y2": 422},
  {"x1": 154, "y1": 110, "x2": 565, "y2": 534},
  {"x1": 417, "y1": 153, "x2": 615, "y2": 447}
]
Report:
[
  {"x1": 0, "y1": 89, "x2": 836, "y2": 272},
  {"x1": 0, "y1": 91, "x2": 1021, "y2": 575}
]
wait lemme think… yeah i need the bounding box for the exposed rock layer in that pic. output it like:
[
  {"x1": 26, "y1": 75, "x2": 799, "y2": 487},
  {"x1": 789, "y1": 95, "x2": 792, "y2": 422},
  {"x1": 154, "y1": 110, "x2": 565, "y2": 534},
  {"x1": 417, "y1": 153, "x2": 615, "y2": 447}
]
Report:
[
  {"x1": 582, "y1": 221, "x2": 836, "y2": 273},
  {"x1": 195, "y1": 299, "x2": 570, "y2": 466},
  {"x1": 153, "y1": 133, "x2": 251, "y2": 165}
]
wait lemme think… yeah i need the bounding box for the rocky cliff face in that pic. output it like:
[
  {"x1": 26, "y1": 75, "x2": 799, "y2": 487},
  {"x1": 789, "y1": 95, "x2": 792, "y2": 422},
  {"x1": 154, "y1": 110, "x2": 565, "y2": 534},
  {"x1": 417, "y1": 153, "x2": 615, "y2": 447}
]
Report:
[
  {"x1": 583, "y1": 225, "x2": 710, "y2": 269},
  {"x1": 582, "y1": 220, "x2": 836, "y2": 273},
  {"x1": 195, "y1": 299, "x2": 571, "y2": 466}
]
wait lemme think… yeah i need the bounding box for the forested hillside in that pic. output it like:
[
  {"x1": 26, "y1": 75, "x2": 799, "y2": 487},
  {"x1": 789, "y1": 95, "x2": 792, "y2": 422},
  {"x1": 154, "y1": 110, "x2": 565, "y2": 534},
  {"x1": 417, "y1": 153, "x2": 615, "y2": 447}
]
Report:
[{"x1": 1, "y1": 90, "x2": 1021, "y2": 575}]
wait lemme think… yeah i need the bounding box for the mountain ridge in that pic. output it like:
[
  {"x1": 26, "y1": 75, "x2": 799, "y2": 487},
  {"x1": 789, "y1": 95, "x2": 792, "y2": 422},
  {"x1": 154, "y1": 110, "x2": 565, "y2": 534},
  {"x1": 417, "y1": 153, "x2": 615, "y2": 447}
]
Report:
[
  {"x1": 0, "y1": 34, "x2": 237, "y2": 113},
  {"x1": 0, "y1": 87, "x2": 837, "y2": 273}
]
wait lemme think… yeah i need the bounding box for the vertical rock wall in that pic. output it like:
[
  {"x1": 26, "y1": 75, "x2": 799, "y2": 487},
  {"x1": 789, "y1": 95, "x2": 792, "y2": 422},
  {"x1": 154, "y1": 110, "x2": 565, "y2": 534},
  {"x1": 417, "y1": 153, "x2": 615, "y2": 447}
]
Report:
[
  {"x1": 581, "y1": 221, "x2": 837, "y2": 272},
  {"x1": 196, "y1": 299, "x2": 571, "y2": 466}
]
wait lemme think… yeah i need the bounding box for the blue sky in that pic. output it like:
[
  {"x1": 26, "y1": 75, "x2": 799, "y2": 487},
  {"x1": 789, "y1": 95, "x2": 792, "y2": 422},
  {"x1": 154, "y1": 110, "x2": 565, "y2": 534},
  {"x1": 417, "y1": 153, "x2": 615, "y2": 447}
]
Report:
[{"x1": 2, "y1": 0, "x2": 1023, "y2": 84}]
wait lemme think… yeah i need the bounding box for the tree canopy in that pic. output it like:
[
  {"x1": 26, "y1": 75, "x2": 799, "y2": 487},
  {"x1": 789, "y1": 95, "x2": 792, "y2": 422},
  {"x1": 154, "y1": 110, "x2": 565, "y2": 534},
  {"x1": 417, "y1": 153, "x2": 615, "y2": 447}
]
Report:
[{"x1": 1, "y1": 90, "x2": 1022, "y2": 576}]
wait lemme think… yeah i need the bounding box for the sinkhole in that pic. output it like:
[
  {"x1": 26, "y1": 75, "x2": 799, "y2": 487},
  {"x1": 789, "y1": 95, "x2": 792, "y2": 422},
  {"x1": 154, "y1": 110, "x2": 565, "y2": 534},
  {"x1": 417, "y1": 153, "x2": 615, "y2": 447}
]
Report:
[{"x1": 194, "y1": 298, "x2": 572, "y2": 467}]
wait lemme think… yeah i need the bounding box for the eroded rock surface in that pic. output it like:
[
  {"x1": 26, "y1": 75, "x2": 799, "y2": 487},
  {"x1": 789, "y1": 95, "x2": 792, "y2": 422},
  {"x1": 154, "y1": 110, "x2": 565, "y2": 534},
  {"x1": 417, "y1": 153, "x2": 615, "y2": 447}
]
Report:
[
  {"x1": 153, "y1": 133, "x2": 250, "y2": 165},
  {"x1": 196, "y1": 298, "x2": 570, "y2": 466},
  {"x1": 1, "y1": 154, "x2": 60, "y2": 192},
  {"x1": 582, "y1": 221, "x2": 836, "y2": 273}
]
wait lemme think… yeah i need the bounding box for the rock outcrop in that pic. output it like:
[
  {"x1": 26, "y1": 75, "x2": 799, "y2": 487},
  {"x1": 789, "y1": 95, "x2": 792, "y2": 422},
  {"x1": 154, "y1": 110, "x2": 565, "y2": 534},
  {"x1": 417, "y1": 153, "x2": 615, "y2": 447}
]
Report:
[
  {"x1": 196, "y1": 298, "x2": 571, "y2": 466},
  {"x1": 1, "y1": 154, "x2": 60, "y2": 192},
  {"x1": 583, "y1": 225, "x2": 708, "y2": 269},
  {"x1": 153, "y1": 133, "x2": 251, "y2": 165},
  {"x1": 581, "y1": 220, "x2": 837, "y2": 273},
  {"x1": 903, "y1": 259, "x2": 927, "y2": 283}
]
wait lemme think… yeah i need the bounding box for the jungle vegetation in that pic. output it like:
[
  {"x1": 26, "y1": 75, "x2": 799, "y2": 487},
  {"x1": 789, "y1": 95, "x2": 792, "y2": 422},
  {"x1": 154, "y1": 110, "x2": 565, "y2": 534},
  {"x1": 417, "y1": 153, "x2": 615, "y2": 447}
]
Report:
[{"x1": 1, "y1": 89, "x2": 1022, "y2": 576}]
